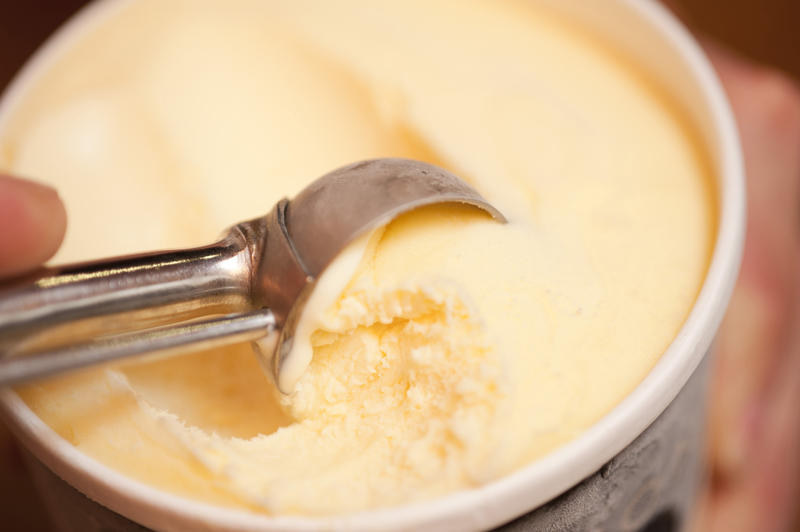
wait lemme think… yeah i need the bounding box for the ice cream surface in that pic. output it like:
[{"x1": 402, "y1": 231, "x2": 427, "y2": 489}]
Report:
[{"x1": 0, "y1": 0, "x2": 715, "y2": 516}]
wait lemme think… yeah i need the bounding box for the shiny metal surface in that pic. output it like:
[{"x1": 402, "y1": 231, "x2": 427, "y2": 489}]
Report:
[
  {"x1": 285, "y1": 158, "x2": 506, "y2": 276},
  {"x1": 0, "y1": 310, "x2": 276, "y2": 386},
  {"x1": 0, "y1": 158, "x2": 504, "y2": 389}
]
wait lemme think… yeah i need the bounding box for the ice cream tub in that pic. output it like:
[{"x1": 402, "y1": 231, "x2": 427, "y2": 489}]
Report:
[{"x1": 0, "y1": 0, "x2": 745, "y2": 531}]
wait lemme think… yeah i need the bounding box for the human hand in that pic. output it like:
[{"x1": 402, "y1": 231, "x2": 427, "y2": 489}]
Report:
[
  {"x1": 0, "y1": 175, "x2": 66, "y2": 278},
  {"x1": 0, "y1": 176, "x2": 65, "y2": 529},
  {"x1": 691, "y1": 43, "x2": 800, "y2": 532}
]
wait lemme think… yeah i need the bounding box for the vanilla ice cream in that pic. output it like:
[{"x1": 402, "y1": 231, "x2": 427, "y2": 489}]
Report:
[{"x1": 0, "y1": 0, "x2": 715, "y2": 516}]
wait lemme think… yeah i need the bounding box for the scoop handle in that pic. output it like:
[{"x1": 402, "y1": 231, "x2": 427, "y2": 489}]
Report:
[
  {"x1": 0, "y1": 227, "x2": 257, "y2": 381},
  {"x1": 0, "y1": 309, "x2": 275, "y2": 386}
]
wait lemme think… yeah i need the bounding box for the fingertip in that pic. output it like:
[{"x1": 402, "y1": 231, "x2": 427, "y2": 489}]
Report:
[{"x1": 0, "y1": 175, "x2": 67, "y2": 278}]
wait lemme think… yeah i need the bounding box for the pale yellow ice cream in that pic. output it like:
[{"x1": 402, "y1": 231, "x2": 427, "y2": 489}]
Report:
[{"x1": 0, "y1": 0, "x2": 715, "y2": 516}]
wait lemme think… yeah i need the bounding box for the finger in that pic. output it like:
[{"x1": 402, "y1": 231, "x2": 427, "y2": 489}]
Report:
[
  {"x1": 699, "y1": 296, "x2": 800, "y2": 532},
  {"x1": 709, "y1": 43, "x2": 800, "y2": 244},
  {"x1": 703, "y1": 44, "x2": 800, "y2": 480},
  {"x1": 0, "y1": 175, "x2": 67, "y2": 278},
  {"x1": 692, "y1": 45, "x2": 800, "y2": 532}
]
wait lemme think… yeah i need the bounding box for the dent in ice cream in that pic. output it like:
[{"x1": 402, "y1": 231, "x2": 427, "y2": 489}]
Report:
[{"x1": 0, "y1": 0, "x2": 715, "y2": 515}]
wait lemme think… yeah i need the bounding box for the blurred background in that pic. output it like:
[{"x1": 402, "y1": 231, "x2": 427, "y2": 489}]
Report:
[
  {"x1": 1, "y1": 0, "x2": 799, "y2": 90},
  {"x1": 0, "y1": 1, "x2": 798, "y2": 530}
]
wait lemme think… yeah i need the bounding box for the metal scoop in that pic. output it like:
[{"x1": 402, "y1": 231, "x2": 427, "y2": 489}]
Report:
[{"x1": 0, "y1": 158, "x2": 505, "y2": 391}]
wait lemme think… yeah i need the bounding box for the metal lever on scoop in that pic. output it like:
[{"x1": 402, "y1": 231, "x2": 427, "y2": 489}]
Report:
[
  {"x1": 0, "y1": 208, "x2": 278, "y2": 386},
  {"x1": 0, "y1": 158, "x2": 505, "y2": 390}
]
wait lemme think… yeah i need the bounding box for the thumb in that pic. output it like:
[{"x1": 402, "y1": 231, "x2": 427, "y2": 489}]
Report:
[{"x1": 0, "y1": 175, "x2": 66, "y2": 278}]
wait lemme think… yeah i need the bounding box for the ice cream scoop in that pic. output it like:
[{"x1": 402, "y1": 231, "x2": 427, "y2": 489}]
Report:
[{"x1": 0, "y1": 158, "x2": 505, "y2": 390}]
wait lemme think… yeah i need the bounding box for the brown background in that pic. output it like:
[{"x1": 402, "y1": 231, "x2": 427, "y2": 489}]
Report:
[{"x1": 1, "y1": 1, "x2": 798, "y2": 530}]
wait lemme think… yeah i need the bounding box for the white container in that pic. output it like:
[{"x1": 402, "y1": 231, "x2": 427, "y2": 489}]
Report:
[{"x1": 0, "y1": 0, "x2": 745, "y2": 530}]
